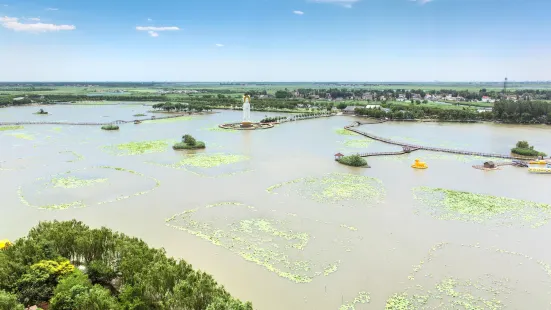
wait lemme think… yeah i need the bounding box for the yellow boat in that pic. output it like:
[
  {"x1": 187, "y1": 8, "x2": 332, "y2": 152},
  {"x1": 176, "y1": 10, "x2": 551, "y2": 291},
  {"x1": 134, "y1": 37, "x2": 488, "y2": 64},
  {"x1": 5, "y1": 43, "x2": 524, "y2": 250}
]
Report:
[
  {"x1": 528, "y1": 167, "x2": 551, "y2": 174},
  {"x1": 529, "y1": 160, "x2": 547, "y2": 165},
  {"x1": 412, "y1": 159, "x2": 428, "y2": 169},
  {"x1": 0, "y1": 239, "x2": 12, "y2": 250}
]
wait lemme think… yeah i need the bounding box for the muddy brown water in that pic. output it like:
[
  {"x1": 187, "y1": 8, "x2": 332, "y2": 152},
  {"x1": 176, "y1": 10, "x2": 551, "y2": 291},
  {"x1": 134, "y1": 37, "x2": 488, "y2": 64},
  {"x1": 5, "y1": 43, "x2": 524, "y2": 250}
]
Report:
[{"x1": 1, "y1": 105, "x2": 551, "y2": 309}]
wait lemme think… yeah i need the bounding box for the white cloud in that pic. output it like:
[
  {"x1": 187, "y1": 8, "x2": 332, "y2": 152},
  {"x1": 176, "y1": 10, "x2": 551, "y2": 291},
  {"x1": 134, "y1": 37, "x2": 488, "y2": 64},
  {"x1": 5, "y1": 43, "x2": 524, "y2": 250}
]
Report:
[
  {"x1": 147, "y1": 18, "x2": 152, "y2": 22},
  {"x1": 45, "y1": 8, "x2": 58, "y2": 11},
  {"x1": 148, "y1": 31, "x2": 159, "y2": 37},
  {"x1": 293, "y1": 10, "x2": 304, "y2": 15},
  {"x1": 28, "y1": 17, "x2": 41, "y2": 21},
  {"x1": 136, "y1": 26, "x2": 179, "y2": 31},
  {"x1": 0, "y1": 16, "x2": 75, "y2": 32},
  {"x1": 309, "y1": 0, "x2": 359, "y2": 8},
  {"x1": 2, "y1": 4, "x2": 8, "y2": 7},
  {"x1": 215, "y1": 44, "x2": 224, "y2": 47}
]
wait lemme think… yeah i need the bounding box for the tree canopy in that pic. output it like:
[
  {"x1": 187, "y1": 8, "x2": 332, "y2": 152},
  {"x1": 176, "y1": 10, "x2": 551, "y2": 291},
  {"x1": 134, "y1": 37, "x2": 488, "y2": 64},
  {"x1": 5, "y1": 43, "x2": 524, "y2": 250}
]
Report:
[{"x1": 0, "y1": 220, "x2": 252, "y2": 310}]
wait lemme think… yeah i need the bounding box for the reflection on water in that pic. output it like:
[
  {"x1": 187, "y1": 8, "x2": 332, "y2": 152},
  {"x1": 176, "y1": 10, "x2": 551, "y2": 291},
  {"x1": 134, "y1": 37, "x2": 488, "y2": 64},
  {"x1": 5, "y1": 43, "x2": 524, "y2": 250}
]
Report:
[{"x1": 1, "y1": 105, "x2": 551, "y2": 309}]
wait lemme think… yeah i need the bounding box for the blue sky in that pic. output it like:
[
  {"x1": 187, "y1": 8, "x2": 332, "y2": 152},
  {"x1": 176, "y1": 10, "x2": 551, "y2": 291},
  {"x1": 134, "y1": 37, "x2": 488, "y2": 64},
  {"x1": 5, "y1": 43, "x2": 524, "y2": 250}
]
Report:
[{"x1": 1, "y1": 0, "x2": 550, "y2": 81}]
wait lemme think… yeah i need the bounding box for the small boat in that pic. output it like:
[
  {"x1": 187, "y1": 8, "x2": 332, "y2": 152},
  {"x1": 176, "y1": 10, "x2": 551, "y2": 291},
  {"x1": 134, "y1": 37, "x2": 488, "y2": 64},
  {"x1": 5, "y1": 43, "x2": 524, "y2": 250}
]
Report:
[
  {"x1": 412, "y1": 159, "x2": 428, "y2": 169},
  {"x1": 529, "y1": 160, "x2": 547, "y2": 165},
  {"x1": 528, "y1": 167, "x2": 551, "y2": 174}
]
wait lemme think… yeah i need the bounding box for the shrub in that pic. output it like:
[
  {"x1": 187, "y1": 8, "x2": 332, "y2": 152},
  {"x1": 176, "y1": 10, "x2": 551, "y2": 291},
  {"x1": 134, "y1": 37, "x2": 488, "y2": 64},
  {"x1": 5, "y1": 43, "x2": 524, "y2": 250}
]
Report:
[
  {"x1": 338, "y1": 155, "x2": 368, "y2": 167},
  {"x1": 516, "y1": 141, "x2": 530, "y2": 149},
  {"x1": 511, "y1": 141, "x2": 546, "y2": 157},
  {"x1": 101, "y1": 125, "x2": 119, "y2": 131},
  {"x1": 173, "y1": 141, "x2": 206, "y2": 150},
  {"x1": 133, "y1": 114, "x2": 146, "y2": 117}
]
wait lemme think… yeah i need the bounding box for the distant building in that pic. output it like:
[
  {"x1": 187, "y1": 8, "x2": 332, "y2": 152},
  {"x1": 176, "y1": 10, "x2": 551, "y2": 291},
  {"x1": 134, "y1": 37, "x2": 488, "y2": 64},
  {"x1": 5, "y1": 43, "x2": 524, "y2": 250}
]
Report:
[
  {"x1": 362, "y1": 93, "x2": 373, "y2": 101},
  {"x1": 342, "y1": 106, "x2": 357, "y2": 114},
  {"x1": 365, "y1": 104, "x2": 381, "y2": 109}
]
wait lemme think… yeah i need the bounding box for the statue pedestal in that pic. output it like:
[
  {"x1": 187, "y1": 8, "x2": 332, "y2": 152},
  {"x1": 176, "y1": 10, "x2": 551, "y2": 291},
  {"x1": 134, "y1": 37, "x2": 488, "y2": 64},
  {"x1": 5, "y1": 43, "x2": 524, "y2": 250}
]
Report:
[{"x1": 240, "y1": 121, "x2": 253, "y2": 128}]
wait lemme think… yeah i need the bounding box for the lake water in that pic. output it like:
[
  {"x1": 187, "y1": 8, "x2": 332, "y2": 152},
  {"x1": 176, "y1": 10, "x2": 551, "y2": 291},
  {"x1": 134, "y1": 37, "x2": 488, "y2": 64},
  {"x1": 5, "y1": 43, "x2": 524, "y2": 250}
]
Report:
[{"x1": 1, "y1": 105, "x2": 551, "y2": 309}]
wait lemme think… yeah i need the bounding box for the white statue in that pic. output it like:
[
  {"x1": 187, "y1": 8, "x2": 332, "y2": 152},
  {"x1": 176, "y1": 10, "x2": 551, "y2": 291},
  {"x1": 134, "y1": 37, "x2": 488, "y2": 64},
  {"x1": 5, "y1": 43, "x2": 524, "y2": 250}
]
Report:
[{"x1": 242, "y1": 94, "x2": 251, "y2": 122}]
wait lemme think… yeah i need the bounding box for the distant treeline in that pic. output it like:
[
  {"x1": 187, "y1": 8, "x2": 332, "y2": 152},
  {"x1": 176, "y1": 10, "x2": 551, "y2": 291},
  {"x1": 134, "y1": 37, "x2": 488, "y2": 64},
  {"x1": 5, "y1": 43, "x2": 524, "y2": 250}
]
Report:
[{"x1": 354, "y1": 100, "x2": 551, "y2": 124}]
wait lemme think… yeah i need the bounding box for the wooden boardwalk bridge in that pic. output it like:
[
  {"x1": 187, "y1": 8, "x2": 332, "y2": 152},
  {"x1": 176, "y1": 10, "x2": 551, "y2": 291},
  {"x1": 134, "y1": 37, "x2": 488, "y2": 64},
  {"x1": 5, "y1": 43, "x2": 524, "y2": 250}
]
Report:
[
  {"x1": 344, "y1": 122, "x2": 521, "y2": 160},
  {"x1": 0, "y1": 114, "x2": 189, "y2": 127}
]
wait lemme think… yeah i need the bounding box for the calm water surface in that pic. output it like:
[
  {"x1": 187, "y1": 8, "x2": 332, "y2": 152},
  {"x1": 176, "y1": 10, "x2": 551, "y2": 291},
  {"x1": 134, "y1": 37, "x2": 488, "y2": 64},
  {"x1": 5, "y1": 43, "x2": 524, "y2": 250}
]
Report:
[{"x1": 1, "y1": 105, "x2": 551, "y2": 309}]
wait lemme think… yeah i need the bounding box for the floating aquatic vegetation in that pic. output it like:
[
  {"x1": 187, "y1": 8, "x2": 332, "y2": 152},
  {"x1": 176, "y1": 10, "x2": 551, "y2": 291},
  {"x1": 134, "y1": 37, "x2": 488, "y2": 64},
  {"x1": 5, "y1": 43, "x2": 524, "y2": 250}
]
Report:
[
  {"x1": 385, "y1": 293, "x2": 414, "y2": 310},
  {"x1": 149, "y1": 153, "x2": 251, "y2": 178},
  {"x1": 386, "y1": 242, "x2": 551, "y2": 309},
  {"x1": 8, "y1": 133, "x2": 34, "y2": 140},
  {"x1": 166, "y1": 203, "x2": 359, "y2": 283},
  {"x1": 343, "y1": 139, "x2": 373, "y2": 148},
  {"x1": 412, "y1": 186, "x2": 551, "y2": 228},
  {"x1": 51, "y1": 127, "x2": 62, "y2": 132},
  {"x1": 59, "y1": 150, "x2": 84, "y2": 162},
  {"x1": 267, "y1": 173, "x2": 385, "y2": 206},
  {"x1": 0, "y1": 125, "x2": 23, "y2": 131},
  {"x1": 204, "y1": 126, "x2": 237, "y2": 132},
  {"x1": 18, "y1": 166, "x2": 160, "y2": 210},
  {"x1": 51, "y1": 176, "x2": 107, "y2": 189},
  {"x1": 144, "y1": 116, "x2": 194, "y2": 124},
  {"x1": 340, "y1": 224, "x2": 358, "y2": 231},
  {"x1": 104, "y1": 139, "x2": 172, "y2": 156},
  {"x1": 339, "y1": 291, "x2": 370, "y2": 310},
  {"x1": 168, "y1": 153, "x2": 249, "y2": 169},
  {"x1": 335, "y1": 128, "x2": 358, "y2": 136}
]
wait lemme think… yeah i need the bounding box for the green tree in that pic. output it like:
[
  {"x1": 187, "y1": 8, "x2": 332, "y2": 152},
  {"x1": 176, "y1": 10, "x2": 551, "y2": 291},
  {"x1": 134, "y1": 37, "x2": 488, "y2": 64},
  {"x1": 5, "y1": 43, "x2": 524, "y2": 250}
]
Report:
[
  {"x1": 182, "y1": 134, "x2": 197, "y2": 146},
  {"x1": 0, "y1": 290, "x2": 24, "y2": 310},
  {"x1": 336, "y1": 103, "x2": 347, "y2": 110},
  {"x1": 516, "y1": 141, "x2": 530, "y2": 149}
]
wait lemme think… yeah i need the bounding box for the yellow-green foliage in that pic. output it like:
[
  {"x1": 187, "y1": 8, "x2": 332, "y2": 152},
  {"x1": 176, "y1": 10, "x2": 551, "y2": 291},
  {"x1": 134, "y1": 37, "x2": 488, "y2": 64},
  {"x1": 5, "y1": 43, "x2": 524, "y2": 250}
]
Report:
[{"x1": 31, "y1": 260, "x2": 75, "y2": 278}]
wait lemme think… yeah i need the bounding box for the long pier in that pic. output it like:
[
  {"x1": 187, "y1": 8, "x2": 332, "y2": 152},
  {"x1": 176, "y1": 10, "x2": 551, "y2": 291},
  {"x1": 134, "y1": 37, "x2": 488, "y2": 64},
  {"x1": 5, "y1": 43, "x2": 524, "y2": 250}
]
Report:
[
  {"x1": 0, "y1": 114, "x2": 191, "y2": 127},
  {"x1": 344, "y1": 122, "x2": 522, "y2": 160}
]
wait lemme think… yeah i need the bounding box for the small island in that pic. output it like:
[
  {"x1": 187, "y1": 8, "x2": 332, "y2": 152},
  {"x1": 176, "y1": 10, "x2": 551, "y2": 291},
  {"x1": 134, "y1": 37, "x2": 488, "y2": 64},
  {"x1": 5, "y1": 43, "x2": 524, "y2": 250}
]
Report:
[
  {"x1": 133, "y1": 113, "x2": 146, "y2": 117},
  {"x1": 336, "y1": 154, "x2": 369, "y2": 167},
  {"x1": 173, "y1": 134, "x2": 206, "y2": 150},
  {"x1": 101, "y1": 124, "x2": 120, "y2": 130},
  {"x1": 511, "y1": 140, "x2": 547, "y2": 158},
  {"x1": 34, "y1": 108, "x2": 48, "y2": 115}
]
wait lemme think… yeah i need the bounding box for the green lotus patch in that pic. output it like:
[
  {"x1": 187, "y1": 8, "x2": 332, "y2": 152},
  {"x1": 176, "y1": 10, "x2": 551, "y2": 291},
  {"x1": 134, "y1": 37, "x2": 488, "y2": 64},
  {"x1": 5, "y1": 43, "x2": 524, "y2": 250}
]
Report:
[
  {"x1": 267, "y1": 173, "x2": 385, "y2": 205},
  {"x1": 18, "y1": 166, "x2": 160, "y2": 210},
  {"x1": 335, "y1": 128, "x2": 358, "y2": 136},
  {"x1": 204, "y1": 126, "x2": 237, "y2": 132},
  {"x1": 144, "y1": 116, "x2": 194, "y2": 124},
  {"x1": 104, "y1": 139, "x2": 172, "y2": 156},
  {"x1": 339, "y1": 291, "x2": 370, "y2": 310},
  {"x1": 412, "y1": 186, "x2": 551, "y2": 227},
  {"x1": 385, "y1": 242, "x2": 551, "y2": 309},
  {"x1": 59, "y1": 151, "x2": 84, "y2": 162},
  {"x1": 0, "y1": 125, "x2": 24, "y2": 131},
  {"x1": 166, "y1": 202, "x2": 360, "y2": 283},
  {"x1": 343, "y1": 139, "x2": 373, "y2": 148},
  {"x1": 166, "y1": 153, "x2": 250, "y2": 169},
  {"x1": 8, "y1": 133, "x2": 34, "y2": 140},
  {"x1": 51, "y1": 176, "x2": 108, "y2": 189}
]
